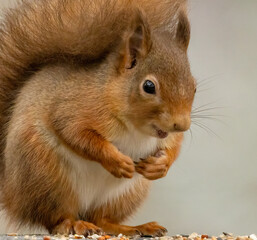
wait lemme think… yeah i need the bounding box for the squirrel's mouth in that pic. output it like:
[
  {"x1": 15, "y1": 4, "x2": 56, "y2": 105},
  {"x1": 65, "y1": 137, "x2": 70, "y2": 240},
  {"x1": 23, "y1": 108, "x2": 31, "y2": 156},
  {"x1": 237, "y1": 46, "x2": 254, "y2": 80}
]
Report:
[{"x1": 152, "y1": 124, "x2": 168, "y2": 139}]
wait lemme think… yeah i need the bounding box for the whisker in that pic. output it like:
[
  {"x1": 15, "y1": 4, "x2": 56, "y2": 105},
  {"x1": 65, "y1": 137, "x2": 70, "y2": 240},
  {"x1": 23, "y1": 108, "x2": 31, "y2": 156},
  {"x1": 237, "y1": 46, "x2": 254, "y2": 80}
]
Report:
[
  {"x1": 190, "y1": 75, "x2": 226, "y2": 140},
  {"x1": 192, "y1": 112, "x2": 218, "y2": 116},
  {"x1": 196, "y1": 87, "x2": 213, "y2": 93},
  {"x1": 192, "y1": 106, "x2": 226, "y2": 114},
  {"x1": 192, "y1": 121, "x2": 221, "y2": 139},
  {"x1": 192, "y1": 101, "x2": 220, "y2": 112},
  {"x1": 197, "y1": 80, "x2": 215, "y2": 90},
  {"x1": 197, "y1": 73, "x2": 222, "y2": 83},
  {"x1": 192, "y1": 116, "x2": 227, "y2": 126},
  {"x1": 196, "y1": 73, "x2": 223, "y2": 89},
  {"x1": 188, "y1": 127, "x2": 194, "y2": 145},
  {"x1": 191, "y1": 113, "x2": 226, "y2": 117},
  {"x1": 191, "y1": 115, "x2": 223, "y2": 120}
]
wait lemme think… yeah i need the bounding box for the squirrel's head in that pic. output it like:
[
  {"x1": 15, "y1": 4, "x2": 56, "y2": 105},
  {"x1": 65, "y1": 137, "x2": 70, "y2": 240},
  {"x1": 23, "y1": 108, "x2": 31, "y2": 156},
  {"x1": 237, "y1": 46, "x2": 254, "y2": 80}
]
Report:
[{"x1": 106, "y1": 9, "x2": 196, "y2": 139}]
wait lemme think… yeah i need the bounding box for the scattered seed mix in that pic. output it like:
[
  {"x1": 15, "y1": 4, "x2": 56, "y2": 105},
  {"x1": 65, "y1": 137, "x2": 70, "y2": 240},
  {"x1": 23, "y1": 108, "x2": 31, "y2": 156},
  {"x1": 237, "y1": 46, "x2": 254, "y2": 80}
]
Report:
[{"x1": 1, "y1": 233, "x2": 256, "y2": 240}]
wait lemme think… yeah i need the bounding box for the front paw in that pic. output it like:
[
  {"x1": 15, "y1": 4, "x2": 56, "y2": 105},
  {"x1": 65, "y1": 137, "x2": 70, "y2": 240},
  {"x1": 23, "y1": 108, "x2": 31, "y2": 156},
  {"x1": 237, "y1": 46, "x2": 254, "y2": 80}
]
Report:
[
  {"x1": 102, "y1": 154, "x2": 135, "y2": 179},
  {"x1": 135, "y1": 150, "x2": 169, "y2": 180}
]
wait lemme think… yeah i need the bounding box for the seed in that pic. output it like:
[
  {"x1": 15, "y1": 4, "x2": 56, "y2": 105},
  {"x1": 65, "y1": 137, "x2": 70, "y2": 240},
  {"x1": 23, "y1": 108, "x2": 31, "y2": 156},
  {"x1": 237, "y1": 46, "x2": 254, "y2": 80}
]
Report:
[
  {"x1": 189, "y1": 233, "x2": 200, "y2": 239},
  {"x1": 74, "y1": 234, "x2": 84, "y2": 239},
  {"x1": 98, "y1": 237, "x2": 105, "y2": 240},
  {"x1": 223, "y1": 233, "x2": 233, "y2": 237},
  {"x1": 250, "y1": 235, "x2": 257, "y2": 240},
  {"x1": 7, "y1": 233, "x2": 18, "y2": 236},
  {"x1": 201, "y1": 235, "x2": 209, "y2": 239}
]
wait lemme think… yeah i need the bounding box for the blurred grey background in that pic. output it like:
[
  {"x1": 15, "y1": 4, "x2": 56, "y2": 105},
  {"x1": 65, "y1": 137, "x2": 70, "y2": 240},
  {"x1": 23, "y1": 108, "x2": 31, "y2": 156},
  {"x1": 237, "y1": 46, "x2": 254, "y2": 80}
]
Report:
[{"x1": 0, "y1": 0, "x2": 257, "y2": 236}]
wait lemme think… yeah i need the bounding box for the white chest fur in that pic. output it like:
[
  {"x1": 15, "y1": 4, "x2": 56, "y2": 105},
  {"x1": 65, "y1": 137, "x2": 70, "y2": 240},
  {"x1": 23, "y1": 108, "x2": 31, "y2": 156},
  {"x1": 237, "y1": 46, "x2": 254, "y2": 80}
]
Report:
[
  {"x1": 112, "y1": 126, "x2": 159, "y2": 162},
  {"x1": 42, "y1": 125, "x2": 158, "y2": 214}
]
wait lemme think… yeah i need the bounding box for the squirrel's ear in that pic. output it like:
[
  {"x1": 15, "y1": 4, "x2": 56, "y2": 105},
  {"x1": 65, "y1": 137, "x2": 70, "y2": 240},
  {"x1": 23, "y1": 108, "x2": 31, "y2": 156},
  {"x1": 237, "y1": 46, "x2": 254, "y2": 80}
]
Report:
[
  {"x1": 118, "y1": 12, "x2": 152, "y2": 71},
  {"x1": 175, "y1": 11, "x2": 190, "y2": 50}
]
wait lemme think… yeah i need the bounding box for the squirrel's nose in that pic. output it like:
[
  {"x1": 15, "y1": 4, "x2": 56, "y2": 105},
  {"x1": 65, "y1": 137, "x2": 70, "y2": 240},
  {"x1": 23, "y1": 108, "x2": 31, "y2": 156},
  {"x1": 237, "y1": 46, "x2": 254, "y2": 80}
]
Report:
[{"x1": 172, "y1": 115, "x2": 191, "y2": 132}]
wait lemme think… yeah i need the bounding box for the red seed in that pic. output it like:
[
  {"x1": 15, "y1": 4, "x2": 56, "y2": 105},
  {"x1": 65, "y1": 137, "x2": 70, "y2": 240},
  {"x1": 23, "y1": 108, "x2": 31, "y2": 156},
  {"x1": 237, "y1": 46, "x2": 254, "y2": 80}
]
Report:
[
  {"x1": 98, "y1": 237, "x2": 105, "y2": 240},
  {"x1": 202, "y1": 235, "x2": 209, "y2": 239},
  {"x1": 75, "y1": 235, "x2": 83, "y2": 239}
]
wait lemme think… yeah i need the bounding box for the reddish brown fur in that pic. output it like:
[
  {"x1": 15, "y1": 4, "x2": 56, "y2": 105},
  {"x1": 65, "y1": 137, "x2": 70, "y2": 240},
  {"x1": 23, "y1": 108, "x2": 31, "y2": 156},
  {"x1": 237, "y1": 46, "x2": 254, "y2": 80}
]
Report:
[
  {"x1": 2, "y1": 122, "x2": 79, "y2": 231},
  {"x1": 0, "y1": 0, "x2": 195, "y2": 236},
  {"x1": 0, "y1": 0, "x2": 187, "y2": 175}
]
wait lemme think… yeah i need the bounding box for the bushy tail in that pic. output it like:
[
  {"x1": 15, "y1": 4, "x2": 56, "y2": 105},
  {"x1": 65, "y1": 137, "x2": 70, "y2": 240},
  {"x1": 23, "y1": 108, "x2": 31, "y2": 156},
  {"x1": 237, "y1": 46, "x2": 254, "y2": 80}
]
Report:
[{"x1": 0, "y1": 0, "x2": 187, "y2": 174}]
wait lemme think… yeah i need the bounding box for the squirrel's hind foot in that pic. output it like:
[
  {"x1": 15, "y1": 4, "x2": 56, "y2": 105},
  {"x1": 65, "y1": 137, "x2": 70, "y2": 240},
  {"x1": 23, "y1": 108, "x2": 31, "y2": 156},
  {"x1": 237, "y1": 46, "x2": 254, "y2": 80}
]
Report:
[
  {"x1": 97, "y1": 220, "x2": 167, "y2": 237},
  {"x1": 134, "y1": 221, "x2": 168, "y2": 237},
  {"x1": 51, "y1": 219, "x2": 103, "y2": 236}
]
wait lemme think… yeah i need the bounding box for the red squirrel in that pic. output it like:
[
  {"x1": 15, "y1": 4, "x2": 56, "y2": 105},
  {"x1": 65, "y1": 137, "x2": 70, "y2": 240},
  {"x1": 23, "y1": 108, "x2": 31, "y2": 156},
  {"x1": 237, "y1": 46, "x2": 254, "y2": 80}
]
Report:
[{"x1": 0, "y1": 0, "x2": 196, "y2": 236}]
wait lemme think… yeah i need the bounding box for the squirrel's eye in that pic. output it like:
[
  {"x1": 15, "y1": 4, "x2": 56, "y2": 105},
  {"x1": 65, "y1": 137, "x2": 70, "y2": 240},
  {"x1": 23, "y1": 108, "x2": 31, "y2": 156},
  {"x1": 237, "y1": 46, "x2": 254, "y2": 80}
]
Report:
[{"x1": 143, "y1": 80, "x2": 156, "y2": 94}]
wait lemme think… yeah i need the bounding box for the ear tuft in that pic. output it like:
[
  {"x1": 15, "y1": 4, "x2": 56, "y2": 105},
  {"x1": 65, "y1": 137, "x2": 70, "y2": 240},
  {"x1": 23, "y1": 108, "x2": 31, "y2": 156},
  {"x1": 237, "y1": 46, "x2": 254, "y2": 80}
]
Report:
[
  {"x1": 119, "y1": 10, "x2": 152, "y2": 71},
  {"x1": 176, "y1": 11, "x2": 191, "y2": 50}
]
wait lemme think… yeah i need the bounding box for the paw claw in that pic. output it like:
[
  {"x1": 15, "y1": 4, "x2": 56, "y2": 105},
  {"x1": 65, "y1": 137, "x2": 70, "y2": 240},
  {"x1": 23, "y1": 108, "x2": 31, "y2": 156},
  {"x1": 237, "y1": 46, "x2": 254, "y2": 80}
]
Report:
[
  {"x1": 105, "y1": 155, "x2": 135, "y2": 179},
  {"x1": 135, "y1": 222, "x2": 167, "y2": 237},
  {"x1": 154, "y1": 150, "x2": 166, "y2": 158},
  {"x1": 135, "y1": 229, "x2": 142, "y2": 236},
  {"x1": 53, "y1": 220, "x2": 103, "y2": 237}
]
